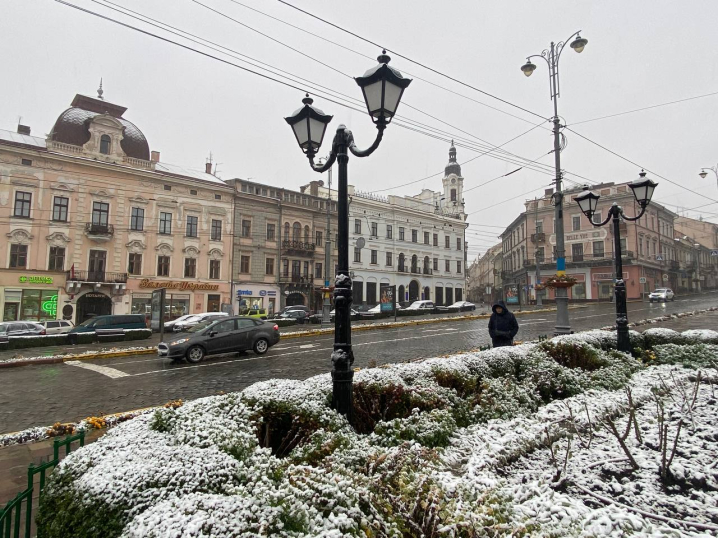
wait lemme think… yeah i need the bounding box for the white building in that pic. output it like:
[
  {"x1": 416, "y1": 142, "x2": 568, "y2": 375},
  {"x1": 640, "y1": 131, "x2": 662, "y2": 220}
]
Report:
[{"x1": 307, "y1": 144, "x2": 468, "y2": 306}]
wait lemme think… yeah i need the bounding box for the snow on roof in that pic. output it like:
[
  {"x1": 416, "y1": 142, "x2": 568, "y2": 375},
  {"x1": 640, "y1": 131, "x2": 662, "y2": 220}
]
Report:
[
  {"x1": 0, "y1": 129, "x2": 47, "y2": 149},
  {"x1": 154, "y1": 162, "x2": 228, "y2": 186}
]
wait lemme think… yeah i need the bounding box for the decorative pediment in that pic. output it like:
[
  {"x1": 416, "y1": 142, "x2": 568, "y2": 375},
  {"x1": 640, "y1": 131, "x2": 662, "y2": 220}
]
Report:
[
  {"x1": 181, "y1": 203, "x2": 203, "y2": 213},
  {"x1": 126, "y1": 240, "x2": 147, "y2": 254},
  {"x1": 155, "y1": 243, "x2": 174, "y2": 256},
  {"x1": 156, "y1": 197, "x2": 178, "y2": 208},
  {"x1": 46, "y1": 231, "x2": 71, "y2": 246},
  {"x1": 208, "y1": 248, "x2": 224, "y2": 260},
  {"x1": 129, "y1": 195, "x2": 149, "y2": 205},
  {"x1": 90, "y1": 114, "x2": 124, "y2": 131},
  {"x1": 7, "y1": 229, "x2": 34, "y2": 243},
  {"x1": 50, "y1": 182, "x2": 76, "y2": 192},
  {"x1": 182, "y1": 245, "x2": 200, "y2": 257},
  {"x1": 10, "y1": 177, "x2": 39, "y2": 188},
  {"x1": 90, "y1": 189, "x2": 114, "y2": 198},
  {"x1": 207, "y1": 207, "x2": 227, "y2": 216}
]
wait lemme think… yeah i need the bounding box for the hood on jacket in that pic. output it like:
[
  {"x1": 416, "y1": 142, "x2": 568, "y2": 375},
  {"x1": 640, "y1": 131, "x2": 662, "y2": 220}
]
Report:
[{"x1": 492, "y1": 300, "x2": 510, "y2": 314}]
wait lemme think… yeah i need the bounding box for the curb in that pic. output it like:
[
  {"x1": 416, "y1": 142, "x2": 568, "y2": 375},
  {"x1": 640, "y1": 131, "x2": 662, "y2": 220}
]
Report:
[{"x1": 0, "y1": 348, "x2": 157, "y2": 369}]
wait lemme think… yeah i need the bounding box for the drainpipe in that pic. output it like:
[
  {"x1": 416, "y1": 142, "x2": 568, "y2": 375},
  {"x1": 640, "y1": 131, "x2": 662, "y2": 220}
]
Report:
[
  {"x1": 278, "y1": 195, "x2": 283, "y2": 309},
  {"x1": 229, "y1": 181, "x2": 238, "y2": 314}
]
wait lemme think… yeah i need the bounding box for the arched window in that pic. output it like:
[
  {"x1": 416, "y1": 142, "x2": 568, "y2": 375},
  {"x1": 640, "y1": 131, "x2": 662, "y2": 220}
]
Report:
[
  {"x1": 284, "y1": 222, "x2": 290, "y2": 241},
  {"x1": 304, "y1": 225, "x2": 310, "y2": 244},
  {"x1": 100, "y1": 135, "x2": 111, "y2": 155},
  {"x1": 292, "y1": 222, "x2": 301, "y2": 242},
  {"x1": 450, "y1": 189, "x2": 457, "y2": 202},
  {"x1": 411, "y1": 254, "x2": 418, "y2": 272}
]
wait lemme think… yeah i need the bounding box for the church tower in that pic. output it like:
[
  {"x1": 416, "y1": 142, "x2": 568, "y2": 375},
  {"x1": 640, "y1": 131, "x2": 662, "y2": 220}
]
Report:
[{"x1": 442, "y1": 141, "x2": 464, "y2": 215}]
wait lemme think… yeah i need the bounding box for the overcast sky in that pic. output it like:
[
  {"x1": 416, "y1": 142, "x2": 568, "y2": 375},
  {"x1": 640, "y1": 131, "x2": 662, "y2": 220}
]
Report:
[{"x1": 3, "y1": 0, "x2": 718, "y2": 258}]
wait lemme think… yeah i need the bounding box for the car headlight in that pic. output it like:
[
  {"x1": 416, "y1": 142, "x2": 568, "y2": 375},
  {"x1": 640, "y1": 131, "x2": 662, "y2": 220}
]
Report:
[{"x1": 170, "y1": 338, "x2": 189, "y2": 346}]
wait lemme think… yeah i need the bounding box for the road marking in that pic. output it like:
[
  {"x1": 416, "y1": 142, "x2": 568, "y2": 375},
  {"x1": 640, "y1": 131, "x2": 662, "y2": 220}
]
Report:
[
  {"x1": 299, "y1": 343, "x2": 318, "y2": 349},
  {"x1": 65, "y1": 360, "x2": 130, "y2": 379},
  {"x1": 421, "y1": 328, "x2": 459, "y2": 333}
]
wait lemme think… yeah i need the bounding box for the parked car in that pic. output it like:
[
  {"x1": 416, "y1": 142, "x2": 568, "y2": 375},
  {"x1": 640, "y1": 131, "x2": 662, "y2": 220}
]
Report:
[
  {"x1": 34, "y1": 319, "x2": 74, "y2": 334},
  {"x1": 242, "y1": 308, "x2": 269, "y2": 320},
  {"x1": 329, "y1": 308, "x2": 360, "y2": 321},
  {"x1": 274, "y1": 305, "x2": 310, "y2": 318},
  {"x1": 0, "y1": 322, "x2": 46, "y2": 339},
  {"x1": 69, "y1": 314, "x2": 147, "y2": 334},
  {"x1": 157, "y1": 317, "x2": 280, "y2": 363},
  {"x1": 448, "y1": 301, "x2": 476, "y2": 312},
  {"x1": 649, "y1": 288, "x2": 675, "y2": 302},
  {"x1": 367, "y1": 303, "x2": 403, "y2": 314},
  {"x1": 163, "y1": 314, "x2": 196, "y2": 332},
  {"x1": 405, "y1": 300, "x2": 435, "y2": 311},
  {"x1": 173, "y1": 312, "x2": 229, "y2": 332},
  {"x1": 279, "y1": 310, "x2": 311, "y2": 324}
]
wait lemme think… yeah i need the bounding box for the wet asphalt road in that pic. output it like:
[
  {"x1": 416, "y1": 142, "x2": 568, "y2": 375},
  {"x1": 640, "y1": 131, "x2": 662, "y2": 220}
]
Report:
[{"x1": 1, "y1": 292, "x2": 717, "y2": 433}]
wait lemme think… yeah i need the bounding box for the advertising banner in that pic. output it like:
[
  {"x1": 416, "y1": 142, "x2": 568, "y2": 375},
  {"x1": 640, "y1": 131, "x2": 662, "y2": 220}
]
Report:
[
  {"x1": 505, "y1": 285, "x2": 519, "y2": 304},
  {"x1": 380, "y1": 285, "x2": 394, "y2": 312},
  {"x1": 151, "y1": 288, "x2": 166, "y2": 335}
]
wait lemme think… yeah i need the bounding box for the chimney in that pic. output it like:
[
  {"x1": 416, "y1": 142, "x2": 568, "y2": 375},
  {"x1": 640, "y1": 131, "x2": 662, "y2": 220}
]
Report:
[
  {"x1": 205, "y1": 162, "x2": 213, "y2": 174},
  {"x1": 17, "y1": 124, "x2": 31, "y2": 136},
  {"x1": 150, "y1": 150, "x2": 160, "y2": 162},
  {"x1": 544, "y1": 188, "x2": 554, "y2": 196}
]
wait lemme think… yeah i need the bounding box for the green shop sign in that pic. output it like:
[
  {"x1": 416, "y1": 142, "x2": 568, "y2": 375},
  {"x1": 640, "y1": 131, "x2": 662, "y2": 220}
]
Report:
[
  {"x1": 19, "y1": 276, "x2": 54, "y2": 284},
  {"x1": 42, "y1": 295, "x2": 58, "y2": 317}
]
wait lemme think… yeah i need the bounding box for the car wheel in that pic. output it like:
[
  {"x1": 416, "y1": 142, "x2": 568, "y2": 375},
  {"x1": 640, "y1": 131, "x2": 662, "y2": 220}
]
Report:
[
  {"x1": 185, "y1": 345, "x2": 205, "y2": 363},
  {"x1": 253, "y1": 338, "x2": 269, "y2": 355}
]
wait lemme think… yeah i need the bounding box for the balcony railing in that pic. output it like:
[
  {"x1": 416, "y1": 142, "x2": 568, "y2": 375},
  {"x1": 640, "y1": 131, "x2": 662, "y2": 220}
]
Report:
[
  {"x1": 398, "y1": 265, "x2": 407, "y2": 273},
  {"x1": 66, "y1": 270, "x2": 128, "y2": 283},
  {"x1": 279, "y1": 275, "x2": 313, "y2": 285},
  {"x1": 281, "y1": 240, "x2": 316, "y2": 254},
  {"x1": 423, "y1": 267, "x2": 433, "y2": 275},
  {"x1": 85, "y1": 223, "x2": 114, "y2": 236}
]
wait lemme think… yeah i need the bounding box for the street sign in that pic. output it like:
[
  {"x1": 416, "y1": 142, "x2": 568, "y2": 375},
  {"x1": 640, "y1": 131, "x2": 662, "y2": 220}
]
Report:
[
  {"x1": 639, "y1": 277, "x2": 646, "y2": 284},
  {"x1": 356, "y1": 237, "x2": 366, "y2": 249},
  {"x1": 655, "y1": 254, "x2": 663, "y2": 261},
  {"x1": 663, "y1": 274, "x2": 669, "y2": 281}
]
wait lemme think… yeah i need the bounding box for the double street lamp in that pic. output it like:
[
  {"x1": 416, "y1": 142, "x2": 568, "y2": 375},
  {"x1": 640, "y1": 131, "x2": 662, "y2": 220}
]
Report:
[
  {"x1": 284, "y1": 51, "x2": 412, "y2": 420},
  {"x1": 521, "y1": 31, "x2": 588, "y2": 335},
  {"x1": 575, "y1": 172, "x2": 658, "y2": 352}
]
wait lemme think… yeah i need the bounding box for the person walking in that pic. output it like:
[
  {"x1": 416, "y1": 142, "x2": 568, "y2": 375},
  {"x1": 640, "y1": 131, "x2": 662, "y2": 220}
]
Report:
[{"x1": 488, "y1": 300, "x2": 519, "y2": 347}]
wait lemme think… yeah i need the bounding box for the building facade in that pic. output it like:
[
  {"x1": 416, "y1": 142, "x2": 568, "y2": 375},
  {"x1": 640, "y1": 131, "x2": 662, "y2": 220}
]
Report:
[
  {"x1": 0, "y1": 90, "x2": 234, "y2": 324},
  {"x1": 473, "y1": 243, "x2": 503, "y2": 304}
]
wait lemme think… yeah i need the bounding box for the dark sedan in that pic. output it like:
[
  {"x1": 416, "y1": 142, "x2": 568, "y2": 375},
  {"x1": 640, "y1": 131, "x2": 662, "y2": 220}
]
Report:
[{"x1": 157, "y1": 317, "x2": 280, "y2": 363}]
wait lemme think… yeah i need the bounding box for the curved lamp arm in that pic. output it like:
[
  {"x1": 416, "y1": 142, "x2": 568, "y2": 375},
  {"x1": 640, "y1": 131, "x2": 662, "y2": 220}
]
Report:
[
  {"x1": 308, "y1": 151, "x2": 336, "y2": 173},
  {"x1": 621, "y1": 204, "x2": 648, "y2": 222},
  {"x1": 587, "y1": 203, "x2": 648, "y2": 228},
  {"x1": 348, "y1": 122, "x2": 386, "y2": 158},
  {"x1": 526, "y1": 53, "x2": 552, "y2": 68},
  {"x1": 588, "y1": 211, "x2": 613, "y2": 228},
  {"x1": 555, "y1": 30, "x2": 583, "y2": 65}
]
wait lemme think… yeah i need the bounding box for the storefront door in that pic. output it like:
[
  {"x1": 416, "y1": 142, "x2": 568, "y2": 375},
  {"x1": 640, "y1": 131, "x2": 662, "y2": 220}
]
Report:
[
  {"x1": 207, "y1": 294, "x2": 220, "y2": 312},
  {"x1": 76, "y1": 292, "x2": 112, "y2": 323}
]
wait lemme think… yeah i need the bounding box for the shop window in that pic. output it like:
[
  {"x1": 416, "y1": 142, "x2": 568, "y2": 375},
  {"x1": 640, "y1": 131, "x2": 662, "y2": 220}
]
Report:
[
  {"x1": 130, "y1": 207, "x2": 144, "y2": 231},
  {"x1": 9, "y1": 244, "x2": 27, "y2": 268},
  {"x1": 184, "y1": 258, "x2": 196, "y2": 278},
  {"x1": 159, "y1": 212, "x2": 172, "y2": 235},
  {"x1": 128, "y1": 253, "x2": 142, "y2": 275},
  {"x1": 48, "y1": 246, "x2": 65, "y2": 271},
  {"x1": 211, "y1": 219, "x2": 222, "y2": 241},
  {"x1": 20, "y1": 289, "x2": 58, "y2": 321},
  {"x1": 157, "y1": 256, "x2": 170, "y2": 277},
  {"x1": 53, "y1": 196, "x2": 69, "y2": 222},
  {"x1": 240, "y1": 255, "x2": 250, "y2": 273},
  {"x1": 207, "y1": 294, "x2": 221, "y2": 312},
  {"x1": 14, "y1": 191, "x2": 31, "y2": 218},
  {"x1": 186, "y1": 216, "x2": 198, "y2": 238},
  {"x1": 265, "y1": 258, "x2": 274, "y2": 275},
  {"x1": 572, "y1": 282, "x2": 587, "y2": 300},
  {"x1": 99, "y1": 135, "x2": 111, "y2": 154},
  {"x1": 209, "y1": 260, "x2": 221, "y2": 280}
]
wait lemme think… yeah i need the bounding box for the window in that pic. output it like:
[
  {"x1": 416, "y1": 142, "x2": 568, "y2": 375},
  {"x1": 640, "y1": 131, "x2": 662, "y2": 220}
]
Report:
[
  {"x1": 209, "y1": 260, "x2": 221, "y2": 280},
  {"x1": 433, "y1": 257, "x2": 438, "y2": 270},
  {"x1": 52, "y1": 197, "x2": 69, "y2": 222},
  {"x1": 240, "y1": 255, "x2": 250, "y2": 273},
  {"x1": 457, "y1": 238, "x2": 461, "y2": 251},
  {"x1": 282, "y1": 259, "x2": 289, "y2": 277},
  {"x1": 355, "y1": 219, "x2": 362, "y2": 234},
  {"x1": 265, "y1": 258, "x2": 274, "y2": 275},
  {"x1": 130, "y1": 207, "x2": 144, "y2": 231},
  {"x1": 99, "y1": 134, "x2": 111, "y2": 154},
  {"x1": 366, "y1": 282, "x2": 377, "y2": 305},
  {"x1": 157, "y1": 256, "x2": 170, "y2": 276},
  {"x1": 424, "y1": 231, "x2": 430, "y2": 244},
  {"x1": 267, "y1": 224, "x2": 275, "y2": 241},
  {"x1": 304, "y1": 226, "x2": 310, "y2": 243},
  {"x1": 92, "y1": 202, "x2": 109, "y2": 226},
  {"x1": 292, "y1": 260, "x2": 301, "y2": 278},
  {"x1": 445, "y1": 259, "x2": 450, "y2": 272},
  {"x1": 572, "y1": 243, "x2": 584, "y2": 262},
  {"x1": 14, "y1": 191, "x2": 31, "y2": 218},
  {"x1": 620, "y1": 237, "x2": 627, "y2": 255},
  {"x1": 445, "y1": 236, "x2": 450, "y2": 249},
  {"x1": 591, "y1": 241, "x2": 604, "y2": 258},
  {"x1": 536, "y1": 247, "x2": 545, "y2": 262},
  {"x1": 386, "y1": 252, "x2": 392, "y2": 266},
  {"x1": 371, "y1": 249, "x2": 377, "y2": 264},
  {"x1": 184, "y1": 258, "x2": 196, "y2": 278},
  {"x1": 315, "y1": 262, "x2": 323, "y2": 279},
  {"x1": 128, "y1": 253, "x2": 142, "y2": 275},
  {"x1": 215, "y1": 194, "x2": 222, "y2": 200},
  {"x1": 211, "y1": 219, "x2": 222, "y2": 241},
  {"x1": 386, "y1": 225, "x2": 393, "y2": 239},
  {"x1": 303, "y1": 261, "x2": 309, "y2": 276},
  {"x1": 639, "y1": 238, "x2": 643, "y2": 256},
  {"x1": 411, "y1": 229, "x2": 418, "y2": 243},
  {"x1": 354, "y1": 248, "x2": 361, "y2": 262},
  {"x1": 189, "y1": 189, "x2": 197, "y2": 196},
  {"x1": 572, "y1": 216, "x2": 581, "y2": 231},
  {"x1": 159, "y1": 212, "x2": 172, "y2": 234},
  {"x1": 316, "y1": 231, "x2": 323, "y2": 245},
  {"x1": 457, "y1": 260, "x2": 462, "y2": 274},
  {"x1": 535, "y1": 221, "x2": 543, "y2": 234},
  {"x1": 9, "y1": 244, "x2": 27, "y2": 268},
  {"x1": 433, "y1": 233, "x2": 438, "y2": 246},
  {"x1": 371, "y1": 222, "x2": 378, "y2": 237},
  {"x1": 186, "y1": 216, "x2": 198, "y2": 237},
  {"x1": 241, "y1": 220, "x2": 251, "y2": 238},
  {"x1": 592, "y1": 212, "x2": 602, "y2": 225},
  {"x1": 399, "y1": 227, "x2": 405, "y2": 241},
  {"x1": 292, "y1": 222, "x2": 301, "y2": 241},
  {"x1": 164, "y1": 185, "x2": 172, "y2": 191},
  {"x1": 48, "y1": 246, "x2": 65, "y2": 271},
  {"x1": 21, "y1": 158, "x2": 32, "y2": 166}
]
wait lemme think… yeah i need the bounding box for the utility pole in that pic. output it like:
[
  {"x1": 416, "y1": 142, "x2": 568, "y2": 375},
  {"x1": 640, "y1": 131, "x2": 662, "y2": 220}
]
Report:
[
  {"x1": 323, "y1": 166, "x2": 333, "y2": 326},
  {"x1": 534, "y1": 198, "x2": 542, "y2": 306}
]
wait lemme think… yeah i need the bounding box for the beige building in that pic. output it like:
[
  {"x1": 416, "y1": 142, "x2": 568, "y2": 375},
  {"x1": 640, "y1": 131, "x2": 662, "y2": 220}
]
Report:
[
  {"x1": 0, "y1": 90, "x2": 234, "y2": 324},
  {"x1": 471, "y1": 243, "x2": 502, "y2": 304}
]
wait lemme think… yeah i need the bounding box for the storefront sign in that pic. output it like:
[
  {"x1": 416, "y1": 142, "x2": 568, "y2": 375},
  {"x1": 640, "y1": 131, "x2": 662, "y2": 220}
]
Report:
[
  {"x1": 238, "y1": 289, "x2": 276, "y2": 298},
  {"x1": 19, "y1": 276, "x2": 54, "y2": 284},
  {"x1": 41, "y1": 295, "x2": 58, "y2": 317},
  {"x1": 139, "y1": 279, "x2": 219, "y2": 291},
  {"x1": 549, "y1": 229, "x2": 606, "y2": 245}
]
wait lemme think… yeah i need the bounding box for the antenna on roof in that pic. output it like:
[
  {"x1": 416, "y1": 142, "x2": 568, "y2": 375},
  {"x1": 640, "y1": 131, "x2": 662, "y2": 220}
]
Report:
[{"x1": 97, "y1": 78, "x2": 104, "y2": 100}]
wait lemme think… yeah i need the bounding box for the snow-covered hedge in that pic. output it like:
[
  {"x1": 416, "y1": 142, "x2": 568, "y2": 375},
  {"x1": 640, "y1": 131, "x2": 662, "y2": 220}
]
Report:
[{"x1": 36, "y1": 329, "x2": 718, "y2": 537}]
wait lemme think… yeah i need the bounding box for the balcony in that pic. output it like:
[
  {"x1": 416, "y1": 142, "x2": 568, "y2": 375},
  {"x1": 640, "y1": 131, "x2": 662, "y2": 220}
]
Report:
[
  {"x1": 66, "y1": 270, "x2": 128, "y2": 283},
  {"x1": 531, "y1": 232, "x2": 546, "y2": 243},
  {"x1": 85, "y1": 223, "x2": 114, "y2": 242},
  {"x1": 279, "y1": 275, "x2": 313, "y2": 286},
  {"x1": 422, "y1": 267, "x2": 433, "y2": 275},
  {"x1": 281, "y1": 240, "x2": 316, "y2": 257},
  {"x1": 398, "y1": 265, "x2": 407, "y2": 273}
]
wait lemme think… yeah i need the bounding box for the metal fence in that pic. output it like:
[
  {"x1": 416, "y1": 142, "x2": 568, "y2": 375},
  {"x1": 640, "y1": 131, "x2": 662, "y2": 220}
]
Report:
[{"x1": 0, "y1": 432, "x2": 85, "y2": 538}]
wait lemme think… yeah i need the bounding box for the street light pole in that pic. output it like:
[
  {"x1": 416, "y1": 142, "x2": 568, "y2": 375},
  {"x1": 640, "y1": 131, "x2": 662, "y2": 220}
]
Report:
[
  {"x1": 699, "y1": 164, "x2": 718, "y2": 190},
  {"x1": 285, "y1": 51, "x2": 411, "y2": 421},
  {"x1": 575, "y1": 172, "x2": 658, "y2": 352},
  {"x1": 323, "y1": 165, "x2": 333, "y2": 326},
  {"x1": 521, "y1": 31, "x2": 588, "y2": 335}
]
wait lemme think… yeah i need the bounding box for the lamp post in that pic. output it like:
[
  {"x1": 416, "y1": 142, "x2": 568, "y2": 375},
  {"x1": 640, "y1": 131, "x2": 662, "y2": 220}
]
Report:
[
  {"x1": 285, "y1": 51, "x2": 411, "y2": 420},
  {"x1": 521, "y1": 31, "x2": 588, "y2": 335},
  {"x1": 699, "y1": 165, "x2": 718, "y2": 193},
  {"x1": 575, "y1": 171, "x2": 658, "y2": 352}
]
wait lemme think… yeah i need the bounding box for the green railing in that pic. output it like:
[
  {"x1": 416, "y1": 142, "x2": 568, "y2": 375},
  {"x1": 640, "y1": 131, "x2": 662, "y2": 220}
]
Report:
[{"x1": 0, "y1": 432, "x2": 85, "y2": 538}]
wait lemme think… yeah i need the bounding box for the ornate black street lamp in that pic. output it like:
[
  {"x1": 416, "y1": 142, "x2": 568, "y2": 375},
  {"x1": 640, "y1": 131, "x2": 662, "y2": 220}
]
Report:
[
  {"x1": 574, "y1": 171, "x2": 658, "y2": 352},
  {"x1": 285, "y1": 51, "x2": 411, "y2": 420}
]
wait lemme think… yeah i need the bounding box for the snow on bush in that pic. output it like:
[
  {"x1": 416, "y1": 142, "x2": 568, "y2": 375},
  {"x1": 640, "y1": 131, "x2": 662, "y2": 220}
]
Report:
[
  {"x1": 643, "y1": 327, "x2": 684, "y2": 347},
  {"x1": 37, "y1": 332, "x2": 718, "y2": 537}
]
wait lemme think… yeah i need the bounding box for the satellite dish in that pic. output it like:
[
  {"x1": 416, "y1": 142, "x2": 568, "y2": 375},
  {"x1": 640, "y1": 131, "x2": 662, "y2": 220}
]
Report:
[{"x1": 356, "y1": 237, "x2": 366, "y2": 249}]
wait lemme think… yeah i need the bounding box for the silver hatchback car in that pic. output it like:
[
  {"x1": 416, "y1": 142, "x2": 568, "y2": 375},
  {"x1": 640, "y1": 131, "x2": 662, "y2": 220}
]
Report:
[{"x1": 648, "y1": 288, "x2": 675, "y2": 302}]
